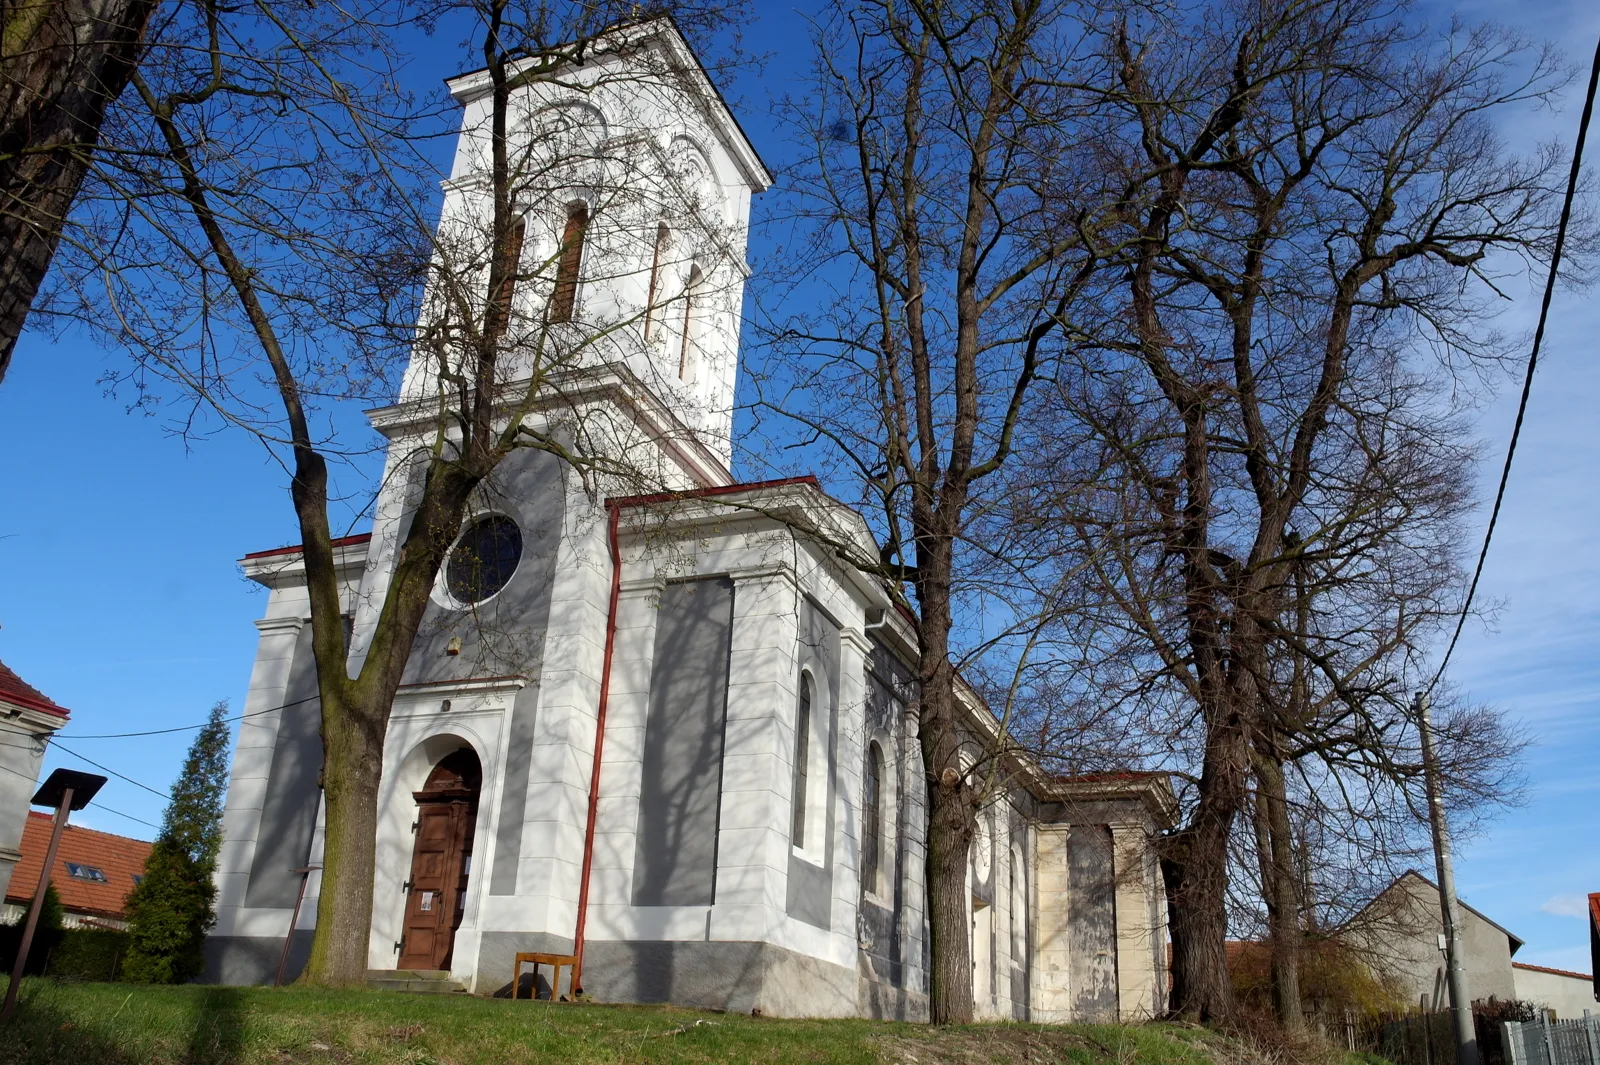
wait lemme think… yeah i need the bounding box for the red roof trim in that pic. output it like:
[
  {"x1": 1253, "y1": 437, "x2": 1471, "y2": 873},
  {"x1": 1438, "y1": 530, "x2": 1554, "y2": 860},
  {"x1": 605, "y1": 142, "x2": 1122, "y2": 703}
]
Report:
[
  {"x1": 243, "y1": 533, "x2": 373, "y2": 561},
  {"x1": 1512, "y1": 961, "x2": 1593, "y2": 981},
  {"x1": 0, "y1": 660, "x2": 69, "y2": 719}
]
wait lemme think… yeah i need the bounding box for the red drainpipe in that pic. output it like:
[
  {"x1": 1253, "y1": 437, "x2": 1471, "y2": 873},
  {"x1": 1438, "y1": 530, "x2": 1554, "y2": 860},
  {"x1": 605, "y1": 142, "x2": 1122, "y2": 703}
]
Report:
[
  {"x1": 571, "y1": 500, "x2": 622, "y2": 993},
  {"x1": 568, "y1": 476, "x2": 822, "y2": 993}
]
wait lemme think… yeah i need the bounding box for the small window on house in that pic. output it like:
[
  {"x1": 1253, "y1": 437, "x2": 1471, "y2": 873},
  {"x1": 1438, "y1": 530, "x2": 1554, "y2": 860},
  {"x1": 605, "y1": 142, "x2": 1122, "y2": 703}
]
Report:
[
  {"x1": 132, "y1": 874, "x2": 144, "y2": 887},
  {"x1": 644, "y1": 222, "x2": 670, "y2": 341},
  {"x1": 549, "y1": 202, "x2": 588, "y2": 323},
  {"x1": 791, "y1": 674, "x2": 812, "y2": 848},
  {"x1": 678, "y1": 264, "x2": 703, "y2": 380},
  {"x1": 485, "y1": 218, "x2": 526, "y2": 339},
  {"x1": 65, "y1": 862, "x2": 107, "y2": 882},
  {"x1": 862, "y1": 741, "x2": 883, "y2": 894}
]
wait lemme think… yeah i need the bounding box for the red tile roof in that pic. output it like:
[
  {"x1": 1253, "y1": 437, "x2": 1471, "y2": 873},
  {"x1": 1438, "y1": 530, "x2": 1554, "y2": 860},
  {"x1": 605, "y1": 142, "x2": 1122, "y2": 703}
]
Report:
[
  {"x1": 1512, "y1": 961, "x2": 1593, "y2": 981},
  {"x1": 6, "y1": 812, "x2": 152, "y2": 920},
  {"x1": 242, "y1": 532, "x2": 372, "y2": 560},
  {"x1": 0, "y1": 660, "x2": 69, "y2": 719}
]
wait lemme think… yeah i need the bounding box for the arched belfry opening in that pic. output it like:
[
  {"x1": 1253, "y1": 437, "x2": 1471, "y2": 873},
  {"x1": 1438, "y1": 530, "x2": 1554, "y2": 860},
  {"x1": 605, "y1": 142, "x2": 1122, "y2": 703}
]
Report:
[{"x1": 397, "y1": 747, "x2": 482, "y2": 971}]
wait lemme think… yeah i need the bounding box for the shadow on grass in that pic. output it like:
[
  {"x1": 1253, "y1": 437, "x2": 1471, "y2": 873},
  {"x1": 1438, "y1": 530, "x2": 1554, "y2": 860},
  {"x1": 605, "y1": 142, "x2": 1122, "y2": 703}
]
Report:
[
  {"x1": 0, "y1": 982, "x2": 247, "y2": 1065},
  {"x1": 183, "y1": 986, "x2": 246, "y2": 1064}
]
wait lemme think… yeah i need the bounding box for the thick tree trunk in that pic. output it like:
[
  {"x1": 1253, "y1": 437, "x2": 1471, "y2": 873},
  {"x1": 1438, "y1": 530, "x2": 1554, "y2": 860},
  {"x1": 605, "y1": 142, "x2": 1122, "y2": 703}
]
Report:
[
  {"x1": 0, "y1": 0, "x2": 153, "y2": 381},
  {"x1": 302, "y1": 690, "x2": 386, "y2": 985},
  {"x1": 925, "y1": 769, "x2": 974, "y2": 1024},
  {"x1": 914, "y1": 530, "x2": 977, "y2": 1025},
  {"x1": 1253, "y1": 752, "x2": 1303, "y2": 1030},
  {"x1": 1164, "y1": 716, "x2": 1249, "y2": 1023}
]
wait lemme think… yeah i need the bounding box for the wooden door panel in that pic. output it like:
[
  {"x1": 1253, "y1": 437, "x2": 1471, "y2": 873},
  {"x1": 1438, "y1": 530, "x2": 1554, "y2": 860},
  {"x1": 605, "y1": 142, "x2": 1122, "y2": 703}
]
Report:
[{"x1": 399, "y1": 803, "x2": 465, "y2": 970}]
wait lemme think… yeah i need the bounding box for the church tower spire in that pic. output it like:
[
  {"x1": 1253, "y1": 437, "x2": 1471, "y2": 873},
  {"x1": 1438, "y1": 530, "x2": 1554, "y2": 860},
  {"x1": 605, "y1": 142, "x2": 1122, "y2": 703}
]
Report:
[{"x1": 397, "y1": 19, "x2": 770, "y2": 475}]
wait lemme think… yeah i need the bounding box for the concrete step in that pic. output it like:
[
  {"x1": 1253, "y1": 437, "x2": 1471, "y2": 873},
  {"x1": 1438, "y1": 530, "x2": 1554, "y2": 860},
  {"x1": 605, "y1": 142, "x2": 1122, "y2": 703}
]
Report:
[{"x1": 365, "y1": 969, "x2": 467, "y2": 994}]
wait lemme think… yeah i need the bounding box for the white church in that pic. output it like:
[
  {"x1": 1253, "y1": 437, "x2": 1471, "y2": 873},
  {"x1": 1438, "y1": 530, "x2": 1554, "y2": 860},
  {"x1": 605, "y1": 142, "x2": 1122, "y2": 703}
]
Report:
[{"x1": 205, "y1": 19, "x2": 1175, "y2": 1021}]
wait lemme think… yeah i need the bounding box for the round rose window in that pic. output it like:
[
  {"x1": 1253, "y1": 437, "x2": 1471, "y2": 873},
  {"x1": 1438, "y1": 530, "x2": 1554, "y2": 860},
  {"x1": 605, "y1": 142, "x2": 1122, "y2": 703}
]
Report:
[{"x1": 445, "y1": 515, "x2": 522, "y2": 604}]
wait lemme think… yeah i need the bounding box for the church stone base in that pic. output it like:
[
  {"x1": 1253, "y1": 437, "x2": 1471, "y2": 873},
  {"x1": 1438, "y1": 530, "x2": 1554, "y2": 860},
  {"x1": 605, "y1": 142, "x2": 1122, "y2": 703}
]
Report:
[
  {"x1": 202, "y1": 931, "x2": 313, "y2": 986},
  {"x1": 581, "y1": 941, "x2": 859, "y2": 1018},
  {"x1": 858, "y1": 970, "x2": 930, "y2": 1022}
]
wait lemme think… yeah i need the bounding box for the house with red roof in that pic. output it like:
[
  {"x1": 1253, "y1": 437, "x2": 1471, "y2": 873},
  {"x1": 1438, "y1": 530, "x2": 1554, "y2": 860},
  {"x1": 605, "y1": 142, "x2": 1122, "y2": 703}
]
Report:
[
  {"x1": 1, "y1": 813, "x2": 152, "y2": 930},
  {"x1": 0, "y1": 660, "x2": 69, "y2": 905}
]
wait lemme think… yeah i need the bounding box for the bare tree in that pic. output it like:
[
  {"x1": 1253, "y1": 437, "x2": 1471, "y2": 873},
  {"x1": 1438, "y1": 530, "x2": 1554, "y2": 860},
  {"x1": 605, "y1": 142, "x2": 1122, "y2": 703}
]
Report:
[
  {"x1": 45, "y1": 0, "x2": 750, "y2": 983},
  {"x1": 756, "y1": 0, "x2": 1114, "y2": 1023},
  {"x1": 1013, "y1": 0, "x2": 1584, "y2": 1023},
  {"x1": 1, "y1": 0, "x2": 155, "y2": 381}
]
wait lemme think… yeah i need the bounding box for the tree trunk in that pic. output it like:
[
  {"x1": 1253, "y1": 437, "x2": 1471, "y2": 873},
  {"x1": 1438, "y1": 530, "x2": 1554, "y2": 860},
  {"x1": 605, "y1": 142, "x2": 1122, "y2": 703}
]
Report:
[
  {"x1": 1253, "y1": 753, "x2": 1303, "y2": 1030},
  {"x1": 925, "y1": 769, "x2": 974, "y2": 1024},
  {"x1": 0, "y1": 0, "x2": 154, "y2": 381},
  {"x1": 915, "y1": 529, "x2": 977, "y2": 1025},
  {"x1": 301, "y1": 690, "x2": 386, "y2": 985},
  {"x1": 1163, "y1": 716, "x2": 1248, "y2": 1023}
]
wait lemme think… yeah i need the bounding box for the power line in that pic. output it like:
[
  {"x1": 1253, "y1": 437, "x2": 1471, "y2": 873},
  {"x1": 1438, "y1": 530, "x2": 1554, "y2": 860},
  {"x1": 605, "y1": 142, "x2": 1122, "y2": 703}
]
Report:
[
  {"x1": 49, "y1": 740, "x2": 171, "y2": 800},
  {"x1": 1428, "y1": 34, "x2": 1600, "y2": 696},
  {"x1": 0, "y1": 757, "x2": 160, "y2": 832},
  {"x1": 56, "y1": 695, "x2": 316, "y2": 740}
]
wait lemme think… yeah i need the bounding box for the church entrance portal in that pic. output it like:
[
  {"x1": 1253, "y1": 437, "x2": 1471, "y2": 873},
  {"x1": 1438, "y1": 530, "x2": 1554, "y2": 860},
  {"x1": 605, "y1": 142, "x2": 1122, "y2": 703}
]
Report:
[{"x1": 397, "y1": 748, "x2": 481, "y2": 971}]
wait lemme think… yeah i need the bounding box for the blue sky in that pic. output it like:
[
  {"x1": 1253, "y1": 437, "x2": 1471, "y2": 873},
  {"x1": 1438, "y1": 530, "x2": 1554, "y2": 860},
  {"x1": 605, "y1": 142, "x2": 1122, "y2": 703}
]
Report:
[{"x1": 0, "y1": 1, "x2": 1595, "y2": 974}]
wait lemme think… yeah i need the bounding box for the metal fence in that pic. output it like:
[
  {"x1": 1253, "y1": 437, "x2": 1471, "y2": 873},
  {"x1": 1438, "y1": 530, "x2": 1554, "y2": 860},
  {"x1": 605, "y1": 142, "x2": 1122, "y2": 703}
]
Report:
[{"x1": 1503, "y1": 1013, "x2": 1600, "y2": 1065}]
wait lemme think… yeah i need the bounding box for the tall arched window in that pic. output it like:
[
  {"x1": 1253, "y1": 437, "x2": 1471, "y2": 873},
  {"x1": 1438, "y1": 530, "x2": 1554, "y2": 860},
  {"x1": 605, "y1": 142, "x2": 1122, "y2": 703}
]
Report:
[
  {"x1": 549, "y1": 202, "x2": 588, "y2": 322},
  {"x1": 678, "y1": 264, "x2": 703, "y2": 380},
  {"x1": 862, "y1": 741, "x2": 883, "y2": 894},
  {"x1": 791, "y1": 674, "x2": 812, "y2": 848},
  {"x1": 484, "y1": 219, "x2": 526, "y2": 339},
  {"x1": 644, "y1": 222, "x2": 670, "y2": 341},
  {"x1": 1010, "y1": 843, "x2": 1026, "y2": 961}
]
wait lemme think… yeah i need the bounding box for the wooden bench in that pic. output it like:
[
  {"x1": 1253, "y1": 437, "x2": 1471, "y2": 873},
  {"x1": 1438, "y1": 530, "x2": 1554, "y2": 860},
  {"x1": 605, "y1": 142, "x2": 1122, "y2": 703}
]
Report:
[{"x1": 511, "y1": 952, "x2": 578, "y2": 1001}]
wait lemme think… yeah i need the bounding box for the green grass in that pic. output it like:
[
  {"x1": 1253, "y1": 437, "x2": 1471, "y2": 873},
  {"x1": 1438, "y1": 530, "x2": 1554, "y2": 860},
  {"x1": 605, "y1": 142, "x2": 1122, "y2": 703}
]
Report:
[{"x1": 0, "y1": 980, "x2": 1379, "y2": 1065}]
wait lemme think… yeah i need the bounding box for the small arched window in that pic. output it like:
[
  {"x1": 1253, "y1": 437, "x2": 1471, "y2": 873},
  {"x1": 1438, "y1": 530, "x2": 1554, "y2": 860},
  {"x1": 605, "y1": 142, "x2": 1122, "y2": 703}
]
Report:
[
  {"x1": 862, "y1": 741, "x2": 883, "y2": 894},
  {"x1": 644, "y1": 222, "x2": 670, "y2": 341},
  {"x1": 549, "y1": 202, "x2": 588, "y2": 323},
  {"x1": 678, "y1": 264, "x2": 703, "y2": 380},
  {"x1": 791, "y1": 674, "x2": 812, "y2": 848}
]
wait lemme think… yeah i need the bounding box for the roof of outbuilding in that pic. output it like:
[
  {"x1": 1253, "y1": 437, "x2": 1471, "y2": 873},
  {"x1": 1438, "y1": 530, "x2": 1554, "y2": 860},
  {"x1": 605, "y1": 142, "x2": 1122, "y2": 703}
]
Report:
[
  {"x1": 0, "y1": 660, "x2": 69, "y2": 719},
  {"x1": 5, "y1": 812, "x2": 151, "y2": 920},
  {"x1": 1512, "y1": 961, "x2": 1593, "y2": 982}
]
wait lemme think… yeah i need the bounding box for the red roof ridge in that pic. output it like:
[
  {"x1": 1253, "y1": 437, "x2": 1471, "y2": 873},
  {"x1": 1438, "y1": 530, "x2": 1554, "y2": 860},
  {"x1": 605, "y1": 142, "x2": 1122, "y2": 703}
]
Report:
[
  {"x1": 242, "y1": 532, "x2": 373, "y2": 561},
  {"x1": 1512, "y1": 961, "x2": 1593, "y2": 981},
  {"x1": 24, "y1": 809, "x2": 155, "y2": 843},
  {"x1": 0, "y1": 659, "x2": 70, "y2": 719}
]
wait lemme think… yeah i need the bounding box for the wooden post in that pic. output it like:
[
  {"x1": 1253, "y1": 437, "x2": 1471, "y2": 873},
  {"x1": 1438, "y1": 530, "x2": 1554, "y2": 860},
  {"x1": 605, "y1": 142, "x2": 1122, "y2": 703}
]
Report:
[
  {"x1": 1, "y1": 789, "x2": 74, "y2": 1021},
  {"x1": 1583, "y1": 1010, "x2": 1597, "y2": 1065},
  {"x1": 1542, "y1": 1011, "x2": 1556, "y2": 1065}
]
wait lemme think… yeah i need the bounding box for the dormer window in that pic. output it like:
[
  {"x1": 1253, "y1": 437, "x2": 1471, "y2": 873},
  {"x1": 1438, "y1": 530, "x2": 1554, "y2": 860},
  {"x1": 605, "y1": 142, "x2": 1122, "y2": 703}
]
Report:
[
  {"x1": 484, "y1": 218, "x2": 526, "y2": 340},
  {"x1": 644, "y1": 222, "x2": 670, "y2": 341},
  {"x1": 549, "y1": 202, "x2": 588, "y2": 323}
]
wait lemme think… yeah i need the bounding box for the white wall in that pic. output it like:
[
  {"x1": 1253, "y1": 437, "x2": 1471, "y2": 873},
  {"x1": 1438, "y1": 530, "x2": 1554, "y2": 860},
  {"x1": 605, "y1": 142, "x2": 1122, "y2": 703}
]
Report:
[{"x1": 1514, "y1": 964, "x2": 1597, "y2": 1020}]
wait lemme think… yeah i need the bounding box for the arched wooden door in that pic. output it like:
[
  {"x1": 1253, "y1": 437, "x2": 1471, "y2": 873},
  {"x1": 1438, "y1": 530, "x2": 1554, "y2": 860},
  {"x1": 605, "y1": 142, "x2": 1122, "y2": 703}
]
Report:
[{"x1": 397, "y1": 748, "x2": 481, "y2": 971}]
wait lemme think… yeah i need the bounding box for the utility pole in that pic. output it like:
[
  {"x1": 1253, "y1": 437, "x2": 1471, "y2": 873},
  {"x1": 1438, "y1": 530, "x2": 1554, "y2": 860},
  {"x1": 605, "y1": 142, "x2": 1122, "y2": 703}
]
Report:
[
  {"x1": 1415, "y1": 691, "x2": 1479, "y2": 1065},
  {"x1": 2, "y1": 768, "x2": 106, "y2": 1022}
]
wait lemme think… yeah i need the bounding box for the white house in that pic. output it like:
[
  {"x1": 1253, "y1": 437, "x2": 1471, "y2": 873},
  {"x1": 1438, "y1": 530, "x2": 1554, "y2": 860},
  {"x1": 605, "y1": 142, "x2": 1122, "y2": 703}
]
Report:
[
  {"x1": 0, "y1": 661, "x2": 68, "y2": 903},
  {"x1": 204, "y1": 19, "x2": 1175, "y2": 1021}
]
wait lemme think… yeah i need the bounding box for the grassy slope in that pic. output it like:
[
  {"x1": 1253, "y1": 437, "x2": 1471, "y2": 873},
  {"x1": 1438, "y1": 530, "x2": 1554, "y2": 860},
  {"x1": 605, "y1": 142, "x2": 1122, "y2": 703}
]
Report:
[{"x1": 0, "y1": 981, "x2": 1379, "y2": 1065}]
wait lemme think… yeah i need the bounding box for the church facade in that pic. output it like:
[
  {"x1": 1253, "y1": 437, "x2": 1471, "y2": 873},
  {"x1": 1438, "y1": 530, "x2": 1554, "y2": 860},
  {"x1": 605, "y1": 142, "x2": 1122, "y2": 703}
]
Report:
[{"x1": 205, "y1": 20, "x2": 1174, "y2": 1021}]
